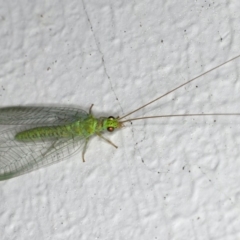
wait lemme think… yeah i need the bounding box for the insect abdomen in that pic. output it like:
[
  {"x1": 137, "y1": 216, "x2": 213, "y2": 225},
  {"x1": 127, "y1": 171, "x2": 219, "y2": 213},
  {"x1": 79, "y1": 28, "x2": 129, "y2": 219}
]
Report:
[{"x1": 15, "y1": 126, "x2": 72, "y2": 141}]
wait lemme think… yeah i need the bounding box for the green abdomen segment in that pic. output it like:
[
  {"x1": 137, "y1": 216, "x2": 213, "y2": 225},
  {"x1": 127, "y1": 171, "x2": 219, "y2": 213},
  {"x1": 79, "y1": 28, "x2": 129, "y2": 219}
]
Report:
[
  {"x1": 15, "y1": 126, "x2": 73, "y2": 141},
  {"x1": 15, "y1": 118, "x2": 97, "y2": 141}
]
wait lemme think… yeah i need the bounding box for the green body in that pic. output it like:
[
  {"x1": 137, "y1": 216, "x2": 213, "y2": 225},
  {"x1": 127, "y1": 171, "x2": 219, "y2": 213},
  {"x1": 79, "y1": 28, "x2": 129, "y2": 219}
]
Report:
[{"x1": 15, "y1": 115, "x2": 121, "y2": 141}]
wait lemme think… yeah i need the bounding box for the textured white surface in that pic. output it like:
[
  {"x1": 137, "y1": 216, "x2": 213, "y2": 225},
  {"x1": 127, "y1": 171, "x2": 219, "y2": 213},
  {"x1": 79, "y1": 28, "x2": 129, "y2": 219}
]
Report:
[{"x1": 0, "y1": 0, "x2": 240, "y2": 239}]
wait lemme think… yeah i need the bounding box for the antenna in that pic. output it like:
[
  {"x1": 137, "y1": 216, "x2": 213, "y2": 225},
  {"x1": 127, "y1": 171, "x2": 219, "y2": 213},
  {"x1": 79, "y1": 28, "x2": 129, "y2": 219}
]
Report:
[
  {"x1": 120, "y1": 113, "x2": 240, "y2": 123},
  {"x1": 119, "y1": 54, "x2": 240, "y2": 120}
]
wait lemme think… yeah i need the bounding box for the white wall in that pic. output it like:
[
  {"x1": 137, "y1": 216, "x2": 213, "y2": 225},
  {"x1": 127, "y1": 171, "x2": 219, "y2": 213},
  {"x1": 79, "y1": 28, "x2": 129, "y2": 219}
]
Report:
[{"x1": 0, "y1": 0, "x2": 240, "y2": 239}]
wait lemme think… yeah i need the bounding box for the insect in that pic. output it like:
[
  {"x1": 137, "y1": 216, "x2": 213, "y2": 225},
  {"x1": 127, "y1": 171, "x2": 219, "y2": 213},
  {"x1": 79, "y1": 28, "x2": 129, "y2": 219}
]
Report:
[{"x1": 0, "y1": 54, "x2": 240, "y2": 181}]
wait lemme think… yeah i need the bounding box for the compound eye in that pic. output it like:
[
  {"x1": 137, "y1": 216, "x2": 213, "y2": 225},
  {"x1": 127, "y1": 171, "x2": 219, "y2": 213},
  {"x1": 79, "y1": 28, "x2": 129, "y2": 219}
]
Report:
[
  {"x1": 108, "y1": 116, "x2": 115, "y2": 120},
  {"x1": 107, "y1": 127, "x2": 114, "y2": 132}
]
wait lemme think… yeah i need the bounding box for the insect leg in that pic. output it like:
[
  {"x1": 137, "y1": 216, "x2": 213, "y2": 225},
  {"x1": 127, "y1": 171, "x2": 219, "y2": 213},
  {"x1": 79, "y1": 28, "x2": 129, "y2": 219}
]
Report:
[
  {"x1": 82, "y1": 138, "x2": 89, "y2": 162},
  {"x1": 96, "y1": 133, "x2": 118, "y2": 149},
  {"x1": 89, "y1": 104, "x2": 94, "y2": 115}
]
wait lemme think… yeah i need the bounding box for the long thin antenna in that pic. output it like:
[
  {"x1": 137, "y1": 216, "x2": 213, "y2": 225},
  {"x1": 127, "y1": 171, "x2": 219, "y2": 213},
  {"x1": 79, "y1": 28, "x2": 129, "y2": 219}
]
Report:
[
  {"x1": 120, "y1": 113, "x2": 240, "y2": 123},
  {"x1": 119, "y1": 54, "x2": 240, "y2": 120}
]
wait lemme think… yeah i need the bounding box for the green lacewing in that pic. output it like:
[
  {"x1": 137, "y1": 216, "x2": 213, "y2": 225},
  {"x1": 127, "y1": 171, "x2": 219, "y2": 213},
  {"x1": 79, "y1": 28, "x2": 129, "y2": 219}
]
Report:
[{"x1": 0, "y1": 54, "x2": 240, "y2": 181}]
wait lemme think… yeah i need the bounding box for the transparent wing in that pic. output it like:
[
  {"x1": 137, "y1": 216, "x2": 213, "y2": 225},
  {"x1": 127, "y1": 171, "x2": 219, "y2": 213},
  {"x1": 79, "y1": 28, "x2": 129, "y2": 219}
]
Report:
[
  {"x1": 0, "y1": 106, "x2": 88, "y2": 126},
  {"x1": 0, "y1": 126, "x2": 86, "y2": 181}
]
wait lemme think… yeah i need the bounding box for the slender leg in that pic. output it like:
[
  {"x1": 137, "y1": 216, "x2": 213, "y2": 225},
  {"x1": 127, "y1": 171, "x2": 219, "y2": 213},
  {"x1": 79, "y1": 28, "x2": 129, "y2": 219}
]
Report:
[
  {"x1": 96, "y1": 133, "x2": 118, "y2": 149},
  {"x1": 89, "y1": 104, "x2": 94, "y2": 115},
  {"x1": 82, "y1": 138, "x2": 89, "y2": 162}
]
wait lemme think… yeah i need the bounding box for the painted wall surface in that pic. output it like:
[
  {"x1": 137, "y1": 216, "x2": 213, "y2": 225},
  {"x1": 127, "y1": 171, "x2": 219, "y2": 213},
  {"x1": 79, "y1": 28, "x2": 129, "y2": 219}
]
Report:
[{"x1": 0, "y1": 1, "x2": 240, "y2": 239}]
